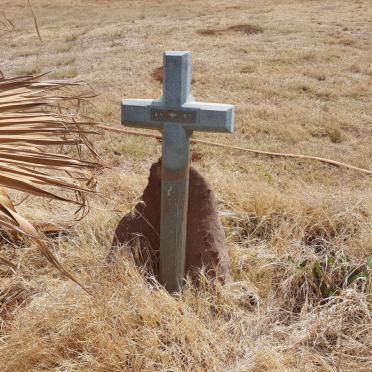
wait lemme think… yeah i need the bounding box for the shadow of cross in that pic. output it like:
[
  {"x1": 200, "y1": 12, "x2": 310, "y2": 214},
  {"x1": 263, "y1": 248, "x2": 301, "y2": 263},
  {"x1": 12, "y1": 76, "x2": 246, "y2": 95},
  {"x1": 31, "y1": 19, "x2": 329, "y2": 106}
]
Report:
[{"x1": 121, "y1": 51, "x2": 234, "y2": 292}]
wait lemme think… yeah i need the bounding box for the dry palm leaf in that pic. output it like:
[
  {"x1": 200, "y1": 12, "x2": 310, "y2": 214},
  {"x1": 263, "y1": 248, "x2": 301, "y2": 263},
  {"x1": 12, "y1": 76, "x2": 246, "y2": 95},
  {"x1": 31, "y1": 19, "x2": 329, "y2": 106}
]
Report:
[
  {"x1": 34, "y1": 222, "x2": 68, "y2": 235},
  {"x1": 0, "y1": 74, "x2": 102, "y2": 292},
  {"x1": 0, "y1": 186, "x2": 15, "y2": 211},
  {"x1": 0, "y1": 186, "x2": 20, "y2": 243},
  {"x1": 0, "y1": 75, "x2": 102, "y2": 205}
]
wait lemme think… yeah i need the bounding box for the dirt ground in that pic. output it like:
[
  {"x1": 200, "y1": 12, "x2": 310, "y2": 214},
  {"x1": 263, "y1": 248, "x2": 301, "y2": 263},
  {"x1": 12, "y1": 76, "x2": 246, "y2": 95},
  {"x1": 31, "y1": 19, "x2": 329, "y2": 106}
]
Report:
[{"x1": 0, "y1": 0, "x2": 371, "y2": 370}]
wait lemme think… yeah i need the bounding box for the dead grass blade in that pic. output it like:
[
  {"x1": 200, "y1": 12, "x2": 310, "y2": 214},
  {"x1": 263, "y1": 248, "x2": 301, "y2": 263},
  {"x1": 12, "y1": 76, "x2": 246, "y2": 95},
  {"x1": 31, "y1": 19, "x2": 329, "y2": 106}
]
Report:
[
  {"x1": 27, "y1": 0, "x2": 42, "y2": 42},
  {"x1": 0, "y1": 255, "x2": 16, "y2": 270},
  {"x1": 0, "y1": 203, "x2": 90, "y2": 294}
]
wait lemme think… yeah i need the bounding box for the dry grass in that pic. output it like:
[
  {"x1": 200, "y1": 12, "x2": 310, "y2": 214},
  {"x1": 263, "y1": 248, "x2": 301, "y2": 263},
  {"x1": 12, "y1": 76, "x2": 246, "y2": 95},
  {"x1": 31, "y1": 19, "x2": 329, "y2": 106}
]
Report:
[{"x1": 0, "y1": 0, "x2": 371, "y2": 370}]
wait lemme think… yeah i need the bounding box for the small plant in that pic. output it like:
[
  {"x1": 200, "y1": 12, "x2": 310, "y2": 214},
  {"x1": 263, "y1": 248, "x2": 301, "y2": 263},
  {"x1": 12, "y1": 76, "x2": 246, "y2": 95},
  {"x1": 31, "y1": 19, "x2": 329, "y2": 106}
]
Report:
[
  {"x1": 327, "y1": 128, "x2": 343, "y2": 143},
  {"x1": 285, "y1": 251, "x2": 370, "y2": 308},
  {"x1": 240, "y1": 65, "x2": 256, "y2": 74},
  {"x1": 55, "y1": 57, "x2": 76, "y2": 67},
  {"x1": 256, "y1": 163, "x2": 273, "y2": 184},
  {"x1": 14, "y1": 49, "x2": 35, "y2": 58},
  {"x1": 105, "y1": 29, "x2": 124, "y2": 40},
  {"x1": 65, "y1": 33, "x2": 78, "y2": 42},
  {"x1": 49, "y1": 68, "x2": 78, "y2": 79},
  {"x1": 56, "y1": 44, "x2": 73, "y2": 53},
  {"x1": 14, "y1": 65, "x2": 42, "y2": 76}
]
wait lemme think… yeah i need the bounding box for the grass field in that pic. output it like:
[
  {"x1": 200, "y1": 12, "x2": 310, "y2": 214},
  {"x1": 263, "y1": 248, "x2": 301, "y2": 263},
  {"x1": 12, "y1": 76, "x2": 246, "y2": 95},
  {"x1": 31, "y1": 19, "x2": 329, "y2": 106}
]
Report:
[{"x1": 0, "y1": 0, "x2": 371, "y2": 370}]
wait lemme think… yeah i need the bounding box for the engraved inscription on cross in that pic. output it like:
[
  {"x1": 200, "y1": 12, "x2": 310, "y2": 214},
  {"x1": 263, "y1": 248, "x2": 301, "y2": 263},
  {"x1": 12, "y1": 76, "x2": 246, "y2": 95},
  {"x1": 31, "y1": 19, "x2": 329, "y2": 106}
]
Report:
[{"x1": 121, "y1": 51, "x2": 234, "y2": 292}]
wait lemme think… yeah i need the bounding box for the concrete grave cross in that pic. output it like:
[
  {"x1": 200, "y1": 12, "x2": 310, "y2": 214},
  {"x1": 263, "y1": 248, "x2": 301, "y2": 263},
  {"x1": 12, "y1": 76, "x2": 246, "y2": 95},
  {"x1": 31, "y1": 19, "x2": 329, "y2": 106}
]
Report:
[{"x1": 121, "y1": 51, "x2": 234, "y2": 292}]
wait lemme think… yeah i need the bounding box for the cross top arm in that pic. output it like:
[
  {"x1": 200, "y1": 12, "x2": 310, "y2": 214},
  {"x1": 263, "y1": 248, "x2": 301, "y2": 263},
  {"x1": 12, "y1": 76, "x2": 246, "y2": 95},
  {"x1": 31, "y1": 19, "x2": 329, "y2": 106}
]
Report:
[{"x1": 121, "y1": 99, "x2": 234, "y2": 133}]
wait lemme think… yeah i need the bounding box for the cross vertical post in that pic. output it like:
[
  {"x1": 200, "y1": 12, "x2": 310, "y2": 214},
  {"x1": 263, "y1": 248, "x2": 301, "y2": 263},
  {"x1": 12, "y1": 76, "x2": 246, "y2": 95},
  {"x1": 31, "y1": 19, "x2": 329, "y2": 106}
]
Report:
[
  {"x1": 121, "y1": 51, "x2": 234, "y2": 292},
  {"x1": 160, "y1": 52, "x2": 192, "y2": 292}
]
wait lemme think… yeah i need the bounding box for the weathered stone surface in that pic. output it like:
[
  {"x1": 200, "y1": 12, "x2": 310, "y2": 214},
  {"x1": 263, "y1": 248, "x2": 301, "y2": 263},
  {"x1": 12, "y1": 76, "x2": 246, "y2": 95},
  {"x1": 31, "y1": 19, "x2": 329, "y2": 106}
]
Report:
[{"x1": 109, "y1": 160, "x2": 231, "y2": 284}]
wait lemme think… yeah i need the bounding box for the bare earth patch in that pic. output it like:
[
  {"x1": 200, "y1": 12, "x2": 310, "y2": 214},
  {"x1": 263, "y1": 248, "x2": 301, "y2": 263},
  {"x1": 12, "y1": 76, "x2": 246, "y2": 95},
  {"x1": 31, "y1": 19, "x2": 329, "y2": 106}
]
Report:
[{"x1": 198, "y1": 23, "x2": 264, "y2": 36}]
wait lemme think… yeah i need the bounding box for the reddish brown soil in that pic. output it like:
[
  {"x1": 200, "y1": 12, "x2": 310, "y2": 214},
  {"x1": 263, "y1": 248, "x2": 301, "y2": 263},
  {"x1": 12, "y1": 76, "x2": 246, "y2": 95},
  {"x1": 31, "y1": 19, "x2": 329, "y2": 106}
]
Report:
[
  {"x1": 109, "y1": 159, "x2": 231, "y2": 284},
  {"x1": 151, "y1": 66, "x2": 164, "y2": 82},
  {"x1": 151, "y1": 66, "x2": 196, "y2": 84}
]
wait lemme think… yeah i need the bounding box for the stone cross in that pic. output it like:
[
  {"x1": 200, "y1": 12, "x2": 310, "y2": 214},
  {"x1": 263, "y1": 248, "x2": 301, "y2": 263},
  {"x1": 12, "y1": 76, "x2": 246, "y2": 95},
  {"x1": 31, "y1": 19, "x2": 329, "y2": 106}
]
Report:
[{"x1": 121, "y1": 51, "x2": 234, "y2": 292}]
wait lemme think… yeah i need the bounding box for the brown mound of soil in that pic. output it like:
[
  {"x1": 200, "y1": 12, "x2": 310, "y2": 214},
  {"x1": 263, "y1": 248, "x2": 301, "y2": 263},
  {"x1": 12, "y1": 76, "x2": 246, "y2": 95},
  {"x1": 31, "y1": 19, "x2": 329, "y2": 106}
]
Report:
[
  {"x1": 109, "y1": 159, "x2": 231, "y2": 285},
  {"x1": 151, "y1": 66, "x2": 163, "y2": 82},
  {"x1": 198, "y1": 23, "x2": 263, "y2": 36},
  {"x1": 151, "y1": 66, "x2": 196, "y2": 84}
]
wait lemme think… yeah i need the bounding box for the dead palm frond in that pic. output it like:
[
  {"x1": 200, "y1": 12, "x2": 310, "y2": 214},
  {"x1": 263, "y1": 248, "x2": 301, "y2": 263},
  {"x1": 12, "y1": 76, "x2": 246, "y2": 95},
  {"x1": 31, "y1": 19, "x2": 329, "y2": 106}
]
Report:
[
  {"x1": 0, "y1": 74, "x2": 102, "y2": 204},
  {"x1": 0, "y1": 73, "x2": 103, "y2": 291}
]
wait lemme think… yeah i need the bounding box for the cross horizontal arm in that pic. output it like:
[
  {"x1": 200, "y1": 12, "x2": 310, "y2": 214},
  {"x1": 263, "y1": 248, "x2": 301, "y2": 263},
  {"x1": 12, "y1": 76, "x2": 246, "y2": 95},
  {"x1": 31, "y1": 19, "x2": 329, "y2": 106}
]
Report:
[
  {"x1": 121, "y1": 99, "x2": 163, "y2": 130},
  {"x1": 122, "y1": 99, "x2": 234, "y2": 133},
  {"x1": 182, "y1": 102, "x2": 234, "y2": 133}
]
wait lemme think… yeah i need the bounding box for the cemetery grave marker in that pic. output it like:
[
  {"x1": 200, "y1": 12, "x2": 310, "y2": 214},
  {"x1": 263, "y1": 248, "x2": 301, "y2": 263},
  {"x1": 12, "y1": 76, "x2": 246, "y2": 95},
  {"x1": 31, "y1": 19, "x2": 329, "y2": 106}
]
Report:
[{"x1": 121, "y1": 51, "x2": 234, "y2": 292}]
